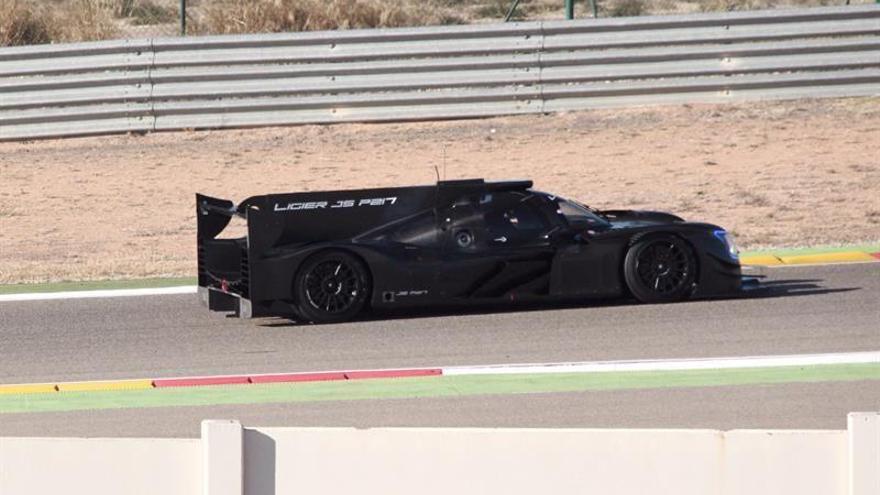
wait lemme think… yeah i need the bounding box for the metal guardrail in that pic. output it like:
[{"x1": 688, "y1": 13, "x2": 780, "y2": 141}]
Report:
[{"x1": 1, "y1": 5, "x2": 879, "y2": 141}]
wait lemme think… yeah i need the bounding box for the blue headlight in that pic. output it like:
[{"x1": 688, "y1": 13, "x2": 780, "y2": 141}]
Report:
[{"x1": 714, "y1": 230, "x2": 739, "y2": 260}]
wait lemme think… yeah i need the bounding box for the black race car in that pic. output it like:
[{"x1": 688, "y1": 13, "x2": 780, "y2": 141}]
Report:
[{"x1": 197, "y1": 179, "x2": 741, "y2": 323}]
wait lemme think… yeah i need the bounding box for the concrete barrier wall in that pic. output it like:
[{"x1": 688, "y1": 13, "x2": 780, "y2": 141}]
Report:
[
  {"x1": 0, "y1": 436, "x2": 201, "y2": 495},
  {"x1": 723, "y1": 430, "x2": 848, "y2": 495},
  {"x1": 245, "y1": 427, "x2": 847, "y2": 495},
  {"x1": 1, "y1": 413, "x2": 878, "y2": 495}
]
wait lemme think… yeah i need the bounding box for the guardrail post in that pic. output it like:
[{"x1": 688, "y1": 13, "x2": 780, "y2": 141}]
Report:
[
  {"x1": 202, "y1": 420, "x2": 243, "y2": 495},
  {"x1": 565, "y1": 0, "x2": 574, "y2": 19},
  {"x1": 180, "y1": 0, "x2": 187, "y2": 36},
  {"x1": 848, "y1": 412, "x2": 880, "y2": 495}
]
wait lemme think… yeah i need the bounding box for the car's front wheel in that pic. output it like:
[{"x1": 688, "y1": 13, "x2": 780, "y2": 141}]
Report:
[
  {"x1": 294, "y1": 250, "x2": 371, "y2": 323},
  {"x1": 624, "y1": 235, "x2": 697, "y2": 303}
]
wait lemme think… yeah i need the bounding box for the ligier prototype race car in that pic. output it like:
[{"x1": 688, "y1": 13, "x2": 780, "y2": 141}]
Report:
[{"x1": 197, "y1": 179, "x2": 741, "y2": 323}]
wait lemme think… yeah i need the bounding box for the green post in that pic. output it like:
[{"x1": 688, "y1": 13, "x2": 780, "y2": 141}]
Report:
[
  {"x1": 180, "y1": 0, "x2": 187, "y2": 36},
  {"x1": 504, "y1": 0, "x2": 523, "y2": 22},
  {"x1": 589, "y1": 0, "x2": 598, "y2": 17},
  {"x1": 565, "y1": 0, "x2": 574, "y2": 19}
]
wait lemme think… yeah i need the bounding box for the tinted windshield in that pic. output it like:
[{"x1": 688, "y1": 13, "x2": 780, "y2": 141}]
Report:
[{"x1": 555, "y1": 198, "x2": 609, "y2": 229}]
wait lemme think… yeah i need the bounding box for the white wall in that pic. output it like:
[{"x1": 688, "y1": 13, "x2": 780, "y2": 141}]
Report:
[
  {"x1": 1, "y1": 413, "x2": 878, "y2": 495},
  {"x1": 245, "y1": 427, "x2": 847, "y2": 495},
  {"x1": 0, "y1": 436, "x2": 201, "y2": 495},
  {"x1": 723, "y1": 430, "x2": 847, "y2": 495}
]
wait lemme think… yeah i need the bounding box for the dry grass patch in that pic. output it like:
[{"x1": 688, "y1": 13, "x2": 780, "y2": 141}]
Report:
[
  {"x1": 0, "y1": 0, "x2": 51, "y2": 45},
  {"x1": 192, "y1": 0, "x2": 463, "y2": 35},
  {"x1": 603, "y1": 0, "x2": 647, "y2": 17},
  {"x1": 0, "y1": 0, "x2": 117, "y2": 46},
  {"x1": 59, "y1": 0, "x2": 120, "y2": 41}
]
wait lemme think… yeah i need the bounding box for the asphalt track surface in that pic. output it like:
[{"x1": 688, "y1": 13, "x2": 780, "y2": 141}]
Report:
[{"x1": 1, "y1": 263, "x2": 879, "y2": 436}]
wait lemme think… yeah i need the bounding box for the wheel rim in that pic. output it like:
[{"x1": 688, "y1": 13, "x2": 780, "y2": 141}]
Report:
[
  {"x1": 304, "y1": 260, "x2": 362, "y2": 314},
  {"x1": 634, "y1": 240, "x2": 691, "y2": 295}
]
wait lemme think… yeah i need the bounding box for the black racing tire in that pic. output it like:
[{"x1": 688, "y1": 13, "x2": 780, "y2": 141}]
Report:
[
  {"x1": 623, "y1": 235, "x2": 697, "y2": 304},
  {"x1": 294, "y1": 250, "x2": 371, "y2": 323}
]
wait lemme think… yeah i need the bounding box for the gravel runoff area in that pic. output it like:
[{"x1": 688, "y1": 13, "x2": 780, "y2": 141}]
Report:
[{"x1": 0, "y1": 97, "x2": 878, "y2": 284}]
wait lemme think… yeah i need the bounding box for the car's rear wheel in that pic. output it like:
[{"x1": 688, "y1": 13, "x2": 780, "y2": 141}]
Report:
[
  {"x1": 294, "y1": 251, "x2": 371, "y2": 323},
  {"x1": 624, "y1": 235, "x2": 696, "y2": 303}
]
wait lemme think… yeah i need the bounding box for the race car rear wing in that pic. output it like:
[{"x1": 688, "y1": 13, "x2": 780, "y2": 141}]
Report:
[{"x1": 196, "y1": 194, "x2": 248, "y2": 314}]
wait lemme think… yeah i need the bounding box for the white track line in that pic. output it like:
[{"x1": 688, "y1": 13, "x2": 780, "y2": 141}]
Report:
[
  {"x1": 441, "y1": 351, "x2": 880, "y2": 376},
  {"x1": 0, "y1": 286, "x2": 196, "y2": 302}
]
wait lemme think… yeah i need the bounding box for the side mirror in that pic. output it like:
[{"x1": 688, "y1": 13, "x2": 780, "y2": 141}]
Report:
[{"x1": 574, "y1": 229, "x2": 597, "y2": 243}]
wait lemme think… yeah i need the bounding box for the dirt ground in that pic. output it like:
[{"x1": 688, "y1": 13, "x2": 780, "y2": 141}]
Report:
[{"x1": 1, "y1": 96, "x2": 878, "y2": 284}]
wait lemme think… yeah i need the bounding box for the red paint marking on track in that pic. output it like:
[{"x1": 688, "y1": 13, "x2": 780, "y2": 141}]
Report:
[
  {"x1": 153, "y1": 376, "x2": 250, "y2": 388},
  {"x1": 37, "y1": 368, "x2": 444, "y2": 393},
  {"x1": 250, "y1": 372, "x2": 347, "y2": 384},
  {"x1": 344, "y1": 369, "x2": 442, "y2": 380},
  {"x1": 250, "y1": 369, "x2": 442, "y2": 384}
]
